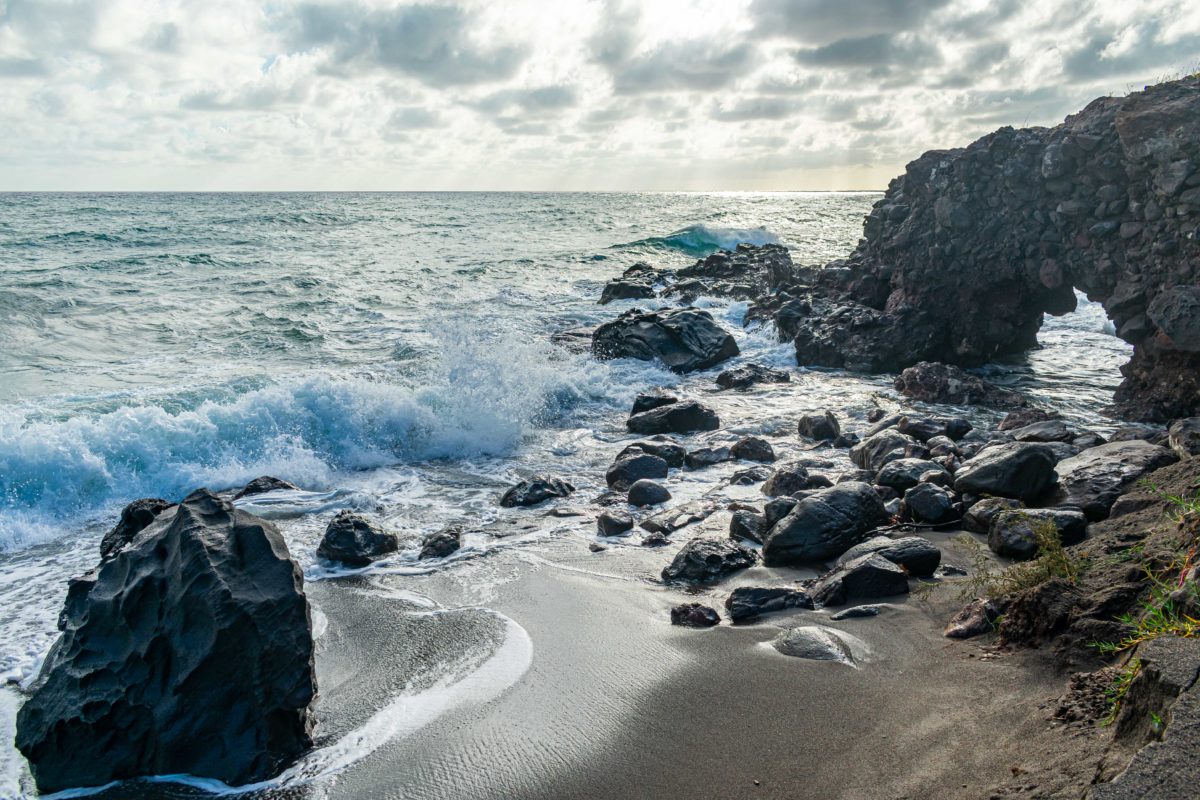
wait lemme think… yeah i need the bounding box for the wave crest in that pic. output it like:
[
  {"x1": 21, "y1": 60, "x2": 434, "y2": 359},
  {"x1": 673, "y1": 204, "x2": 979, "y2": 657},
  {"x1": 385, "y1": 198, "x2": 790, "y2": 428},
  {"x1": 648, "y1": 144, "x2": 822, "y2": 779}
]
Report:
[{"x1": 616, "y1": 223, "x2": 779, "y2": 256}]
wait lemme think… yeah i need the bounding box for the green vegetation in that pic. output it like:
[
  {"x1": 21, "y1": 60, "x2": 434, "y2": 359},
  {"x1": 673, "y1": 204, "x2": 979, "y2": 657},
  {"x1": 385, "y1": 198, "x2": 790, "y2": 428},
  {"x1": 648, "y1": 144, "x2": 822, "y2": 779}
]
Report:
[
  {"x1": 954, "y1": 518, "x2": 1083, "y2": 601},
  {"x1": 1102, "y1": 658, "x2": 1141, "y2": 727},
  {"x1": 1093, "y1": 567, "x2": 1199, "y2": 657}
]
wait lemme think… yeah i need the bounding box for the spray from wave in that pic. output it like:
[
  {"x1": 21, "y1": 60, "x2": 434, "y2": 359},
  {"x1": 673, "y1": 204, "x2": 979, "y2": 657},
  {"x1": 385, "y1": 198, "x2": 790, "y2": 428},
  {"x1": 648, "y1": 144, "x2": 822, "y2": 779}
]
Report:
[
  {"x1": 616, "y1": 224, "x2": 779, "y2": 256},
  {"x1": 0, "y1": 321, "x2": 619, "y2": 551}
]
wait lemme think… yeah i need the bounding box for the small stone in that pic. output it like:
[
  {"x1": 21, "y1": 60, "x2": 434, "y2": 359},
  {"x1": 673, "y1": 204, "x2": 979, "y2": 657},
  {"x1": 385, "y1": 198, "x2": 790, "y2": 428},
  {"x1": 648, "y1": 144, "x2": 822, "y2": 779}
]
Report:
[{"x1": 670, "y1": 603, "x2": 720, "y2": 627}]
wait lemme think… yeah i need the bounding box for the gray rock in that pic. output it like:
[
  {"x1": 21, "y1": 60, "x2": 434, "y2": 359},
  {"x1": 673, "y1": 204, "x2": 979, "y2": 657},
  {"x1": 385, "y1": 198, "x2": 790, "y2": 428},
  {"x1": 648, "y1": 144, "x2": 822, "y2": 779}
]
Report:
[
  {"x1": 850, "y1": 429, "x2": 922, "y2": 472},
  {"x1": 606, "y1": 452, "x2": 670, "y2": 490},
  {"x1": 15, "y1": 489, "x2": 315, "y2": 794},
  {"x1": 836, "y1": 535, "x2": 942, "y2": 578},
  {"x1": 500, "y1": 475, "x2": 576, "y2": 507},
  {"x1": 593, "y1": 307, "x2": 740, "y2": 373},
  {"x1": 963, "y1": 496, "x2": 1024, "y2": 533},
  {"x1": 811, "y1": 553, "x2": 910, "y2": 606},
  {"x1": 772, "y1": 625, "x2": 856, "y2": 663},
  {"x1": 233, "y1": 475, "x2": 299, "y2": 499},
  {"x1": 670, "y1": 603, "x2": 720, "y2": 627},
  {"x1": 418, "y1": 527, "x2": 461, "y2": 559},
  {"x1": 987, "y1": 508, "x2": 1088, "y2": 560},
  {"x1": 999, "y1": 409, "x2": 1061, "y2": 431},
  {"x1": 639, "y1": 500, "x2": 719, "y2": 534},
  {"x1": 876, "y1": 458, "x2": 948, "y2": 492},
  {"x1": 628, "y1": 479, "x2": 672, "y2": 507},
  {"x1": 99, "y1": 497, "x2": 174, "y2": 559},
  {"x1": 318, "y1": 512, "x2": 399, "y2": 567},
  {"x1": 1168, "y1": 417, "x2": 1200, "y2": 459},
  {"x1": 1148, "y1": 286, "x2": 1200, "y2": 352},
  {"x1": 764, "y1": 496, "x2": 799, "y2": 528},
  {"x1": 630, "y1": 390, "x2": 678, "y2": 416},
  {"x1": 661, "y1": 538, "x2": 758, "y2": 584},
  {"x1": 729, "y1": 510, "x2": 766, "y2": 543},
  {"x1": 684, "y1": 446, "x2": 734, "y2": 469},
  {"x1": 730, "y1": 435, "x2": 775, "y2": 463},
  {"x1": 627, "y1": 400, "x2": 720, "y2": 435},
  {"x1": 763, "y1": 482, "x2": 889, "y2": 565},
  {"x1": 716, "y1": 362, "x2": 791, "y2": 390},
  {"x1": 599, "y1": 277, "x2": 656, "y2": 305},
  {"x1": 903, "y1": 482, "x2": 956, "y2": 525},
  {"x1": 831, "y1": 604, "x2": 888, "y2": 620},
  {"x1": 1009, "y1": 419, "x2": 1076, "y2": 442},
  {"x1": 725, "y1": 586, "x2": 814, "y2": 623},
  {"x1": 761, "y1": 461, "x2": 810, "y2": 496},
  {"x1": 597, "y1": 510, "x2": 635, "y2": 536},
  {"x1": 953, "y1": 441, "x2": 1058, "y2": 502},
  {"x1": 1051, "y1": 440, "x2": 1179, "y2": 520},
  {"x1": 798, "y1": 411, "x2": 840, "y2": 441},
  {"x1": 728, "y1": 465, "x2": 773, "y2": 485},
  {"x1": 617, "y1": 438, "x2": 687, "y2": 468},
  {"x1": 944, "y1": 598, "x2": 1004, "y2": 639}
]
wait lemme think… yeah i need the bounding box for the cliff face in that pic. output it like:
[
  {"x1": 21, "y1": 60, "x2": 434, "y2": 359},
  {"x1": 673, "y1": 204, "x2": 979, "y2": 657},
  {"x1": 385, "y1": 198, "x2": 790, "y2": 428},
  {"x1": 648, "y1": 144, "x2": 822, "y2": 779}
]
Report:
[{"x1": 778, "y1": 76, "x2": 1200, "y2": 421}]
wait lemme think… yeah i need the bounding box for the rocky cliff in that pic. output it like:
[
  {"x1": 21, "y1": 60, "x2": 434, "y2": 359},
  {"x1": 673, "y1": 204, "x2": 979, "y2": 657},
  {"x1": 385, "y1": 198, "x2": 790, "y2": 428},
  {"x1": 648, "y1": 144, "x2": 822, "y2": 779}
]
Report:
[{"x1": 763, "y1": 75, "x2": 1200, "y2": 421}]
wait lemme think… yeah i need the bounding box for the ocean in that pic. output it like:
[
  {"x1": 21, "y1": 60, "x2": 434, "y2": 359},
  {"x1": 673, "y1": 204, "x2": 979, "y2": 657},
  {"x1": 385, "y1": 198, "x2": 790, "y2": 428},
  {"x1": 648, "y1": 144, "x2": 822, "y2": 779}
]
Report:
[{"x1": 0, "y1": 191, "x2": 1131, "y2": 797}]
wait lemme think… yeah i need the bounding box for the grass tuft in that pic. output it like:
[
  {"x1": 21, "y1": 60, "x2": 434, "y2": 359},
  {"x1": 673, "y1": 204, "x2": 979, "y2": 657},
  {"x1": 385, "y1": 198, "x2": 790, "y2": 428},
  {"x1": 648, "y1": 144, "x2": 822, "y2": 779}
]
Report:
[{"x1": 954, "y1": 517, "x2": 1083, "y2": 601}]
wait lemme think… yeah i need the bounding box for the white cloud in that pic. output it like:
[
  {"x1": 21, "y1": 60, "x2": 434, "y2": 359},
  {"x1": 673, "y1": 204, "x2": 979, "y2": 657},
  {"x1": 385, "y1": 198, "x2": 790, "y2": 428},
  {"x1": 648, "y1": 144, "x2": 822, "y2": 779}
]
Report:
[{"x1": 0, "y1": 0, "x2": 1195, "y2": 189}]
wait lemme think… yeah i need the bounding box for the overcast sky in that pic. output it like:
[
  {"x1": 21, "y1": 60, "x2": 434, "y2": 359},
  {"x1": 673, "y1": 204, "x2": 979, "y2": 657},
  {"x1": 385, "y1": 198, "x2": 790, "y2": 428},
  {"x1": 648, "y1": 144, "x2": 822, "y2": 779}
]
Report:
[{"x1": 1, "y1": 0, "x2": 1197, "y2": 190}]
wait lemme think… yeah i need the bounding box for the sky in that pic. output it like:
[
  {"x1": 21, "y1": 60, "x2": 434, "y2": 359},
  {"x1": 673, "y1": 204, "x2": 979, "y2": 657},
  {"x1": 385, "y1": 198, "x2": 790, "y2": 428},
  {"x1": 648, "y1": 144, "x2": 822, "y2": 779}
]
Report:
[{"x1": 0, "y1": 0, "x2": 1198, "y2": 191}]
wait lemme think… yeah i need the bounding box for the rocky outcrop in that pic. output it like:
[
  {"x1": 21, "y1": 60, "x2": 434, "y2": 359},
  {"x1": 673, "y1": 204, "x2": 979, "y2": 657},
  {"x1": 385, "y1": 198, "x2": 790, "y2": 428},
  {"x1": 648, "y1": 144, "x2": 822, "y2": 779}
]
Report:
[
  {"x1": 233, "y1": 475, "x2": 299, "y2": 499},
  {"x1": 715, "y1": 362, "x2": 790, "y2": 390},
  {"x1": 754, "y1": 77, "x2": 1200, "y2": 421},
  {"x1": 16, "y1": 489, "x2": 316, "y2": 794},
  {"x1": 592, "y1": 307, "x2": 739, "y2": 373},
  {"x1": 894, "y1": 362, "x2": 1029, "y2": 408}
]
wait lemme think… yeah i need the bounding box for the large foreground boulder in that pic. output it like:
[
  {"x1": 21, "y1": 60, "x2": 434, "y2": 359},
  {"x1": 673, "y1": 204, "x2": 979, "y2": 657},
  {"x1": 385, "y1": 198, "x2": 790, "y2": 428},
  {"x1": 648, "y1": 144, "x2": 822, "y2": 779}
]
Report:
[
  {"x1": 592, "y1": 307, "x2": 740, "y2": 373},
  {"x1": 763, "y1": 482, "x2": 889, "y2": 565},
  {"x1": 953, "y1": 442, "x2": 1058, "y2": 502},
  {"x1": 16, "y1": 489, "x2": 316, "y2": 794},
  {"x1": 1050, "y1": 440, "x2": 1179, "y2": 520}
]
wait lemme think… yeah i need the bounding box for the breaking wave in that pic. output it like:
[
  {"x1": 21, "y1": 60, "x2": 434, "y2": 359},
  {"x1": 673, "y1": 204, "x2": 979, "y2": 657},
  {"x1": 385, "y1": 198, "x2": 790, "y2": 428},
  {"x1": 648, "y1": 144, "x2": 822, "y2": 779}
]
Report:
[{"x1": 617, "y1": 223, "x2": 779, "y2": 256}]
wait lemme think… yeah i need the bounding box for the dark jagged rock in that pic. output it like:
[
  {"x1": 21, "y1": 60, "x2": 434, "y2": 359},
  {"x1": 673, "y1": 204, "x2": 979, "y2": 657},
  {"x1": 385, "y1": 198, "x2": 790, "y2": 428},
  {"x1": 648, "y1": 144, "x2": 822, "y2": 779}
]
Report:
[
  {"x1": 1050, "y1": 440, "x2": 1179, "y2": 520},
  {"x1": 627, "y1": 400, "x2": 720, "y2": 435},
  {"x1": 684, "y1": 446, "x2": 733, "y2": 469},
  {"x1": 715, "y1": 362, "x2": 791, "y2": 390},
  {"x1": 730, "y1": 435, "x2": 775, "y2": 463},
  {"x1": 597, "y1": 510, "x2": 635, "y2": 536},
  {"x1": 953, "y1": 442, "x2": 1058, "y2": 502},
  {"x1": 593, "y1": 307, "x2": 739, "y2": 373},
  {"x1": 987, "y1": 508, "x2": 1088, "y2": 560},
  {"x1": 897, "y1": 415, "x2": 972, "y2": 442},
  {"x1": 729, "y1": 509, "x2": 766, "y2": 543},
  {"x1": 233, "y1": 475, "x2": 299, "y2": 499},
  {"x1": 999, "y1": 409, "x2": 1062, "y2": 431},
  {"x1": 894, "y1": 362, "x2": 1028, "y2": 408},
  {"x1": 628, "y1": 479, "x2": 671, "y2": 507},
  {"x1": 1109, "y1": 422, "x2": 1169, "y2": 445},
  {"x1": 630, "y1": 390, "x2": 678, "y2": 416},
  {"x1": 599, "y1": 265, "x2": 658, "y2": 304},
  {"x1": 728, "y1": 464, "x2": 773, "y2": 485},
  {"x1": 606, "y1": 452, "x2": 669, "y2": 490},
  {"x1": 836, "y1": 535, "x2": 942, "y2": 577},
  {"x1": 797, "y1": 411, "x2": 840, "y2": 441},
  {"x1": 15, "y1": 489, "x2": 315, "y2": 794},
  {"x1": 669, "y1": 243, "x2": 797, "y2": 299},
  {"x1": 670, "y1": 603, "x2": 720, "y2": 627},
  {"x1": 500, "y1": 475, "x2": 576, "y2": 507},
  {"x1": 725, "y1": 586, "x2": 814, "y2": 623},
  {"x1": 317, "y1": 511, "x2": 399, "y2": 567},
  {"x1": 811, "y1": 553, "x2": 910, "y2": 606},
  {"x1": 1009, "y1": 419, "x2": 1078, "y2": 442},
  {"x1": 903, "y1": 482, "x2": 956, "y2": 525},
  {"x1": 419, "y1": 526, "x2": 461, "y2": 559},
  {"x1": 963, "y1": 496, "x2": 1025, "y2": 533},
  {"x1": 763, "y1": 496, "x2": 799, "y2": 528},
  {"x1": 617, "y1": 438, "x2": 687, "y2": 468},
  {"x1": 661, "y1": 538, "x2": 758, "y2": 584},
  {"x1": 99, "y1": 497, "x2": 174, "y2": 559},
  {"x1": 763, "y1": 482, "x2": 889, "y2": 565}
]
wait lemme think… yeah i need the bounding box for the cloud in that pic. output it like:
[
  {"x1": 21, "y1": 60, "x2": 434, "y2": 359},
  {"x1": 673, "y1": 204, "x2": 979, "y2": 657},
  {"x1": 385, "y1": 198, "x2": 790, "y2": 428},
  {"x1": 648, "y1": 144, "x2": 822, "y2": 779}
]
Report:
[
  {"x1": 387, "y1": 106, "x2": 444, "y2": 129},
  {"x1": 792, "y1": 33, "x2": 941, "y2": 73},
  {"x1": 471, "y1": 85, "x2": 578, "y2": 115},
  {"x1": 711, "y1": 96, "x2": 797, "y2": 121},
  {"x1": 751, "y1": 0, "x2": 951, "y2": 45},
  {"x1": 0, "y1": 56, "x2": 48, "y2": 77},
  {"x1": 283, "y1": 2, "x2": 528, "y2": 86}
]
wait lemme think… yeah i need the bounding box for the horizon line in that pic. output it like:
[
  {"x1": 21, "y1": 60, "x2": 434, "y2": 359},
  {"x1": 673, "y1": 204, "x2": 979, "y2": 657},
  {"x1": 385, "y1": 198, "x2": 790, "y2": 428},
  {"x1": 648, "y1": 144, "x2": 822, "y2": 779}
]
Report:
[{"x1": 0, "y1": 188, "x2": 887, "y2": 195}]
